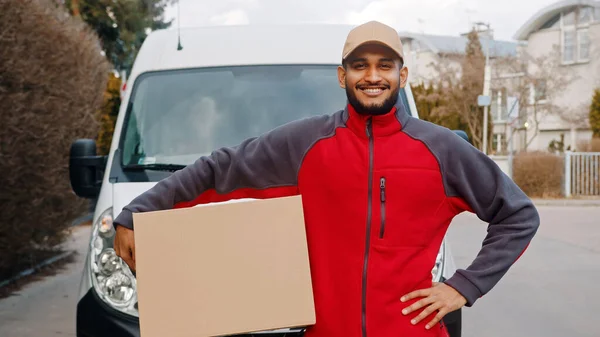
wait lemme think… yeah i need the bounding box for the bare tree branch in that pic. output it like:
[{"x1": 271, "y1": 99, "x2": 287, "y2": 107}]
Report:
[{"x1": 492, "y1": 45, "x2": 578, "y2": 150}]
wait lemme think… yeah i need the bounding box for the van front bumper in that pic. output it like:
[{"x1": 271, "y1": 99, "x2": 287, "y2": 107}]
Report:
[
  {"x1": 76, "y1": 289, "x2": 140, "y2": 337},
  {"x1": 76, "y1": 288, "x2": 460, "y2": 337},
  {"x1": 76, "y1": 288, "x2": 305, "y2": 337}
]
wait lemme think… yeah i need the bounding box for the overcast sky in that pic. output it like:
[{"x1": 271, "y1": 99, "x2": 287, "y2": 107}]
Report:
[{"x1": 164, "y1": 0, "x2": 560, "y2": 42}]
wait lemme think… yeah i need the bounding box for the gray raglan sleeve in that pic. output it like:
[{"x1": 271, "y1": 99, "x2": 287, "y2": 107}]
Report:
[
  {"x1": 113, "y1": 115, "x2": 330, "y2": 230},
  {"x1": 430, "y1": 127, "x2": 540, "y2": 307}
]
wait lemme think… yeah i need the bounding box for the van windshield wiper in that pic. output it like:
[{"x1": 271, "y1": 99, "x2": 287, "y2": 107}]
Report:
[{"x1": 124, "y1": 163, "x2": 186, "y2": 172}]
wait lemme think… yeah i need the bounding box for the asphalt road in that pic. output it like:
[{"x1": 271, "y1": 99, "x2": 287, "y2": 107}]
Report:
[
  {"x1": 0, "y1": 205, "x2": 599, "y2": 337},
  {"x1": 449, "y1": 206, "x2": 600, "y2": 337}
]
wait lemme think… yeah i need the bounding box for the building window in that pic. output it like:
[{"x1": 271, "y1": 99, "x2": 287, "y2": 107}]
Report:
[
  {"x1": 579, "y1": 6, "x2": 593, "y2": 24},
  {"x1": 492, "y1": 133, "x2": 507, "y2": 155},
  {"x1": 528, "y1": 80, "x2": 548, "y2": 105},
  {"x1": 534, "y1": 80, "x2": 547, "y2": 102},
  {"x1": 491, "y1": 88, "x2": 509, "y2": 122},
  {"x1": 561, "y1": 6, "x2": 594, "y2": 64},
  {"x1": 562, "y1": 29, "x2": 576, "y2": 63},
  {"x1": 578, "y1": 29, "x2": 590, "y2": 60}
]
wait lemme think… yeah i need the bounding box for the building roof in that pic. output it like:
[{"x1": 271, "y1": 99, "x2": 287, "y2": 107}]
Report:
[
  {"x1": 399, "y1": 32, "x2": 518, "y2": 58},
  {"x1": 513, "y1": 0, "x2": 600, "y2": 40}
]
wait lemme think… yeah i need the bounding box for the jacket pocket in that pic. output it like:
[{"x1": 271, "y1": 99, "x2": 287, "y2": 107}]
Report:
[{"x1": 379, "y1": 176, "x2": 386, "y2": 239}]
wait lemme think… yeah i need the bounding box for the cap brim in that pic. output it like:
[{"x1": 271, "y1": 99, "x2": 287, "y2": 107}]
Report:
[{"x1": 343, "y1": 40, "x2": 403, "y2": 62}]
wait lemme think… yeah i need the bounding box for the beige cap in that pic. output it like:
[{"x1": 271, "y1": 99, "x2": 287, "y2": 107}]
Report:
[{"x1": 342, "y1": 21, "x2": 404, "y2": 63}]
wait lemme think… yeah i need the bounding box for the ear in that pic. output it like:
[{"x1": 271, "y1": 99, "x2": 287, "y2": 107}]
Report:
[
  {"x1": 399, "y1": 66, "x2": 409, "y2": 88},
  {"x1": 337, "y1": 65, "x2": 346, "y2": 89}
]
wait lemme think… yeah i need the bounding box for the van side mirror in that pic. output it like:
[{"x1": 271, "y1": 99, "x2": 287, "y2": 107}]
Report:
[
  {"x1": 452, "y1": 130, "x2": 470, "y2": 144},
  {"x1": 69, "y1": 139, "x2": 107, "y2": 199}
]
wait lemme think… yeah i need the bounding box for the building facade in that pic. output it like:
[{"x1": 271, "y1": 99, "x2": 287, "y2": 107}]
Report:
[
  {"x1": 507, "y1": 0, "x2": 600, "y2": 153},
  {"x1": 401, "y1": 0, "x2": 600, "y2": 155}
]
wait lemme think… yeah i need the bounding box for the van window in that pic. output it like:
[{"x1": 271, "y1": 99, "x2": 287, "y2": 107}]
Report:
[{"x1": 121, "y1": 65, "x2": 411, "y2": 167}]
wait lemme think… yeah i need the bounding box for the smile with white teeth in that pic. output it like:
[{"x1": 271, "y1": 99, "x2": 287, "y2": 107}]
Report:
[{"x1": 359, "y1": 87, "x2": 386, "y2": 96}]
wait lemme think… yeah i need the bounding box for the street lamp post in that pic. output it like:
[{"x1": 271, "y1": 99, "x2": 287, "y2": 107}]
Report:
[{"x1": 476, "y1": 22, "x2": 492, "y2": 155}]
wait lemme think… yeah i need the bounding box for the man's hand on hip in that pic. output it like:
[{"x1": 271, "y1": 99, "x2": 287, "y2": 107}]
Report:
[
  {"x1": 114, "y1": 224, "x2": 136, "y2": 272},
  {"x1": 400, "y1": 282, "x2": 467, "y2": 329}
]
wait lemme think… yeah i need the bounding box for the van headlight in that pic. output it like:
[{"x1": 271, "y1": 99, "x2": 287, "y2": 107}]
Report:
[
  {"x1": 431, "y1": 241, "x2": 445, "y2": 282},
  {"x1": 90, "y1": 208, "x2": 139, "y2": 316}
]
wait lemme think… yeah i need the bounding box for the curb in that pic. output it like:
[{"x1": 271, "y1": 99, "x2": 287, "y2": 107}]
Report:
[
  {"x1": 532, "y1": 199, "x2": 600, "y2": 207},
  {"x1": 0, "y1": 213, "x2": 91, "y2": 290},
  {"x1": 0, "y1": 250, "x2": 74, "y2": 289}
]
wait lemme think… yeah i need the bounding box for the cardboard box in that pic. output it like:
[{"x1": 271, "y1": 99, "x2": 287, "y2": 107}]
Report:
[{"x1": 133, "y1": 195, "x2": 315, "y2": 337}]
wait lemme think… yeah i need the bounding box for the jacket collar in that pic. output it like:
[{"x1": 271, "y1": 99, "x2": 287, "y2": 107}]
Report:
[{"x1": 343, "y1": 98, "x2": 410, "y2": 139}]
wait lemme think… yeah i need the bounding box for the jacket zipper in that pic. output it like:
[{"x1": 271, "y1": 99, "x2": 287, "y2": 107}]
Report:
[
  {"x1": 379, "y1": 177, "x2": 386, "y2": 239},
  {"x1": 362, "y1": 118, "x2": 374, "y2": 337}
]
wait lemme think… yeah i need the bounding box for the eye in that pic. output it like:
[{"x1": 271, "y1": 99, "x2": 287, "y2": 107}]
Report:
[
  {"x1": 380, "y1": 64, "x2": 392, "y2": 69},
  {"x1": 353, "y1": 63, "x2": 367, "y2": 69}
]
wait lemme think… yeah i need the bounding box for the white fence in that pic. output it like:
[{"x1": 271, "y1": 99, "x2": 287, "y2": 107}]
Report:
[
  {"x1": 491, "y1": 152, "x2": 600, "y2": 198},
  {"x1": 565, "y1": 151, "x2": 600, "y2": 197}
]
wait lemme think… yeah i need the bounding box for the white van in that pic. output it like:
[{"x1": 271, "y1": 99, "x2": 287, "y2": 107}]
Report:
[{"x1": 69, "y1": 24, "x2": 463, "y2": 337}]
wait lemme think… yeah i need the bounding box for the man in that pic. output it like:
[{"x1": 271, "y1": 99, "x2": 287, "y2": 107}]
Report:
[{"x1": 113, "y1": 21, "x2": 540, "y2": 337}]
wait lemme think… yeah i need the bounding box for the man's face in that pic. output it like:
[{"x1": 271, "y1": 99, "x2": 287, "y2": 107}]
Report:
[{"x1": 338, "y1": 44, "x2": 408, "y2": 115}]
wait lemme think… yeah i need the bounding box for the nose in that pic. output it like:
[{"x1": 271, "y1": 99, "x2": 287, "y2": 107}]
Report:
[{"x1": 364, "y1": 65, "x2": 382, "y2": 83}]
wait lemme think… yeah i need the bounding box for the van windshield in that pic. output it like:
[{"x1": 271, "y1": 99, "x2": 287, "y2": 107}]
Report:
[{"x1": 120, "y1": 65, "x2": 409, "y2": 167}]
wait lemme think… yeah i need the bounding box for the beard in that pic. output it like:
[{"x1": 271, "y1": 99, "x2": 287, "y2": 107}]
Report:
[{"x1": 346, "y1": 82, "x2": 400, "y2": 116}]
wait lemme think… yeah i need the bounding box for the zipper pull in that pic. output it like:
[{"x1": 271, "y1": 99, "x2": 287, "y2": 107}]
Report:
[
  {"x1": 380, "y1": 177, "x2": 386, "y2": 202},
  {"x1": 366, "y1": 118, "x2": 372, "y2": 138}
]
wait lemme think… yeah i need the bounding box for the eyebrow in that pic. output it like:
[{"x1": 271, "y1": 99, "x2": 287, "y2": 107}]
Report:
[
  {"x1": 349, "y1": 57, "x2": 395, "y2": 64},
  {"x1": 349, "y1": 58, "x2": 367, "y2": 64}
]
